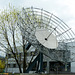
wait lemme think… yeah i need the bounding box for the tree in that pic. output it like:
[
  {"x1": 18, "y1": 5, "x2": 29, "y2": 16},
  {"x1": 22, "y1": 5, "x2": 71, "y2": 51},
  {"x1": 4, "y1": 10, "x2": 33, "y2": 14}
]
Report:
[
  {"x1": 0, "y1": 60, "x2": 5, "y2": 73},
  {"x1": 0, "y1": 6, "x2": 28, "y2": 73},
  {"x1": 0, "y1": 5, "x2": 41, "y2": 73}
]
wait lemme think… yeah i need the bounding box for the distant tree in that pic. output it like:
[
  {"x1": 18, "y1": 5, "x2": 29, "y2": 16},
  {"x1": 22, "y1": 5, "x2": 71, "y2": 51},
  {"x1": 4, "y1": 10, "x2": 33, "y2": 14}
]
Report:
[{"x1": 0, "y1": 60, "x2": 5, "y2": 73}]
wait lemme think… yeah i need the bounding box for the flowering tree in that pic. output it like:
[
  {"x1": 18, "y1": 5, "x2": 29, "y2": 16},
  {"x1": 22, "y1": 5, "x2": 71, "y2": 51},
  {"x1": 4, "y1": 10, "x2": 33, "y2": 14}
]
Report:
[{"x1": 0, "y1": 6, "x2": 28, "y2": 73}]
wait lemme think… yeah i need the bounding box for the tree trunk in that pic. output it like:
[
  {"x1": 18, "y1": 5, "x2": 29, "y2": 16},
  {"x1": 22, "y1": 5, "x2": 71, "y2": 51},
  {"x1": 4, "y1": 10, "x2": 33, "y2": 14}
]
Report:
[
  {"x1": 12, "y1": 30, "x2": 22, "y2": 73},
  {"x1": 12, "y1": 51, "x2": 22, "y2": 73},
  {"x1": 23, "y1": 50, "x2": 27, "y2": 73},
  {"x1": 22, "y1": 36, "x2": 27, "y2": 73},
  {"x1": 15, "y1": 57, "x2": 22, "y2": 73}
]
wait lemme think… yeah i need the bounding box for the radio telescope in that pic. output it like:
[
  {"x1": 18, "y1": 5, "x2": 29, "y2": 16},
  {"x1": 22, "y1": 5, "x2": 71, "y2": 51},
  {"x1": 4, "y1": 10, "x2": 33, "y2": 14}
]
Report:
[
  {"x1": 35, "y1": 29, "x2": 58, "y2": 49},
  {"x1": 17, "y1": 7, "x2": 75, "y2": 62}
]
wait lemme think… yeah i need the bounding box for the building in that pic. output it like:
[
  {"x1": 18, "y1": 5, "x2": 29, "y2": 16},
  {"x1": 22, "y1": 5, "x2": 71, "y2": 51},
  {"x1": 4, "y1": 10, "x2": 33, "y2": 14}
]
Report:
[{"x1": 5, "y1": 44, "x2": 71, "y2": 73}]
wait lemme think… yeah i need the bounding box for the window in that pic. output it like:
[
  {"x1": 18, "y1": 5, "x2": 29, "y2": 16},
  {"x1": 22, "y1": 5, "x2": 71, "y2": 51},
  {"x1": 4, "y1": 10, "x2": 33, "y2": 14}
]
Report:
[
  {"x1": 8, "y1": 64, "x2": 10, "y2": 68},
  {"x1": 43, "y1": 62, "x2": 47, "y2": 71},
  {"x1": 13, "y1": 64, "x2": 16, "y2": 68},
  {"x1": 49, "y1": 61, "x2": 70, "y2": 72}
]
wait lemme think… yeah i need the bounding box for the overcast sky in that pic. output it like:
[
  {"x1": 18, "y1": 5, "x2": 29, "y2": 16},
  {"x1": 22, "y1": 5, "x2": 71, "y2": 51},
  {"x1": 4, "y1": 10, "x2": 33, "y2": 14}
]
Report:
[
  {"x1": 0, "y1": 0, "x2": 75, "y2": 56},
  {"x1": 0, "y1": 0, "x2": 75, "y2": 31}
]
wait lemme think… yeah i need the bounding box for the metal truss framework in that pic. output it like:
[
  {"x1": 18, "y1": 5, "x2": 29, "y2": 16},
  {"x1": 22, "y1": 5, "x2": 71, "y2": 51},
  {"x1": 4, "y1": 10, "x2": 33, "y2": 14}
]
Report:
[{"x1": 17, "y1": 7, "x2": 75, "y2": 62}]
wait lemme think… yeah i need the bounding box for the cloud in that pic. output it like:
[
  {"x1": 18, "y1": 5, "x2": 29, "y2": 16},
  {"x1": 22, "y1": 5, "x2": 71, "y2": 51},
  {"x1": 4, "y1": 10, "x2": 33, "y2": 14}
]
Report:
[{"x1": 0, "y1": 0, "x2": 75, "y2": 32}]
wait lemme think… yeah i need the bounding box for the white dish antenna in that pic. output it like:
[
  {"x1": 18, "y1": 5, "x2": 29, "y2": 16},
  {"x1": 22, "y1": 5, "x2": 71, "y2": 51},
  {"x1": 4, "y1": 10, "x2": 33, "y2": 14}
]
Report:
[{"x1": 35, "y1": 29, "x2": 58, "y2": 49}]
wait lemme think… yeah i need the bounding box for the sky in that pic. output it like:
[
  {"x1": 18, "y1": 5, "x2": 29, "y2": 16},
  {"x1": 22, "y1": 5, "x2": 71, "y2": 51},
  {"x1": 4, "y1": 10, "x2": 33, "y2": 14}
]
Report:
[
  {"x1": 0, "y1": 0, "x2": 75, "y2": 31},
  {"x1": 0, "y1": 0, "x2": 75, "y2": 56}
]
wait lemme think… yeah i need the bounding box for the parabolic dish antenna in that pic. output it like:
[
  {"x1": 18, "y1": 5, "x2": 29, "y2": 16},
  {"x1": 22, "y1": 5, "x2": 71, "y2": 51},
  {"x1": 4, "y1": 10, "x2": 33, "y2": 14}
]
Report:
[
  {"x1": 17, "y1": 7, "x2": 75, "y2": 61},
  {"x1": 35, "y1": 29, "x2": 58, "y2": 49}
]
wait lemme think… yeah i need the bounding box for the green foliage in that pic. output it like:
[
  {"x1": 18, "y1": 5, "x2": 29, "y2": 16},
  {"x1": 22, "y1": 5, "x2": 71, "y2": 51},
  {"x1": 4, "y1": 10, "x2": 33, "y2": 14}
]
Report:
[
  {"x1": 0, "y1": 6, "x2": 43, "y2": 73},
  {"x1": 0, "y1": 60, "x2": 5, "y2": 73},
  {"x1": 0, "y1": 5, "x2": 21, "y2": 48}
]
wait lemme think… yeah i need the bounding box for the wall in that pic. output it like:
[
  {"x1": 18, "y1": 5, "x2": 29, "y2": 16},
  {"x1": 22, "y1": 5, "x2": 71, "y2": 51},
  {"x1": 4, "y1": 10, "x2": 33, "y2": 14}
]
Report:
[{"x1": 19, "y1": 73, "x2": 75, "y2": 75}]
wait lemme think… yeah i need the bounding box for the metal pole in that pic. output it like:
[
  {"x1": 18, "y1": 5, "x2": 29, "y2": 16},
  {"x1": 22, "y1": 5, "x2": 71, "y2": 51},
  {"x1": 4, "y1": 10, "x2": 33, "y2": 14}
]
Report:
[{"x1": 39, "y1": 52, "x2": 43, "y2": 73}]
